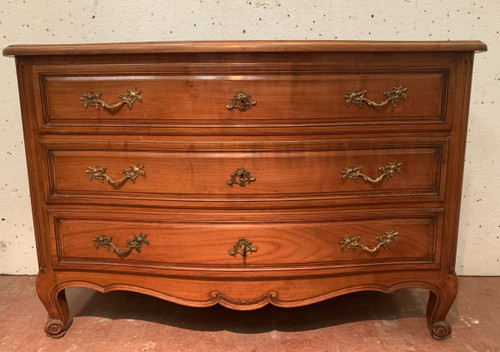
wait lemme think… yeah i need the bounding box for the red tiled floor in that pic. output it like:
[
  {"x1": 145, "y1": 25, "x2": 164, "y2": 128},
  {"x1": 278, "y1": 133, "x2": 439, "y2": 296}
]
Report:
[{"x1": 0, "y1": 276, "x2": 498, "y2": 351}]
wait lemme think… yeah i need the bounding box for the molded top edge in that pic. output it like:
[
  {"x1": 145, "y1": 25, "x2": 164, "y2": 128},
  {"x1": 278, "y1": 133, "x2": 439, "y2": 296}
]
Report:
[{"x1": 3, "y1": 40, "x2": 487, "y2": 57}]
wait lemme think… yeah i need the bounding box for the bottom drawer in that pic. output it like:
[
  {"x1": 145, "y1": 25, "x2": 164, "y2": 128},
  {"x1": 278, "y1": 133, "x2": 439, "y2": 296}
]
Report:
[{"x1": 53, "y1": 210, "x2": 440, "y2": 268}]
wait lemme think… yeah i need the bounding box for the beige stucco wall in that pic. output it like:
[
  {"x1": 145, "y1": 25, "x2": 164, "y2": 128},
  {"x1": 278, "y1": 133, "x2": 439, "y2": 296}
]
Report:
[{"x1": 0, "y1": 0, "x2": 498, "y2": 275}]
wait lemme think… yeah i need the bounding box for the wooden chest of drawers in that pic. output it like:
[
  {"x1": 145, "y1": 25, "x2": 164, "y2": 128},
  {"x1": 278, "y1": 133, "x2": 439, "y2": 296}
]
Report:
[{"x1": 3, "y1": 40, "x2": 486, "y2": 339}]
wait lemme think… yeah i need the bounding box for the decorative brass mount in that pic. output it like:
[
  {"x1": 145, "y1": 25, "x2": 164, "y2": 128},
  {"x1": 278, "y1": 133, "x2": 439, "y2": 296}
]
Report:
[
  {"x1": 341, "y1": 161, "x2": 402, "y2": 184},
  {"x1": 227, "y1": 168, "x2": 256, "y2": 187},
  {"x1": 227, "y1": 91, "x2": 257, "y2": 111},
  {"x1": 229, "y1": 237, "x2": 257, "y2": 265},
  {"x1": 93, "y1": 232, "x2": 149, "y2": 258},
  {"x1": 339, "y1": 230, "x2": 398, "y2": 256},
  {"x1": 81, "y1": 88, "x2": 142, "y2": 113},
  {"x1": 86, "y1": 164, "x2": 145, "y2": 188},
  {"x1": 345, "y1": 86, "x2": 407, "y2": 108}
]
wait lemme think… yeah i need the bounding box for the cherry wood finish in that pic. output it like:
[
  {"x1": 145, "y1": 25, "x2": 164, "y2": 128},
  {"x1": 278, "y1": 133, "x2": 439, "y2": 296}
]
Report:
[
  {"x1": 42, "y1": 136, "x2": 448, "y2": 209},
  {"x1": 55, "y1": 211, "x2": 438, "y2": 267},
  {"x1": 30, "y1": 53, "x2": 457, "y2": 135},
  {"x1": 3, "y1": 40, "x2": 486, "y2": 56},
  {"x1": 39, "y1": 69, "x2": 444, "y2": 123},
  {"x1": 47, "y1": 141, "x2": 443, "y2": 202},
  {"x1": 4, "y1": 40, "x2": 485, "y2": 340}
]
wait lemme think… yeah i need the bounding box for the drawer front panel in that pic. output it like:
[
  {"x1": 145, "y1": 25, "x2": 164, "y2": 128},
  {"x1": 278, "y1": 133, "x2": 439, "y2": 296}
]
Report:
[
  {"x1": 54, "y1": 211, "x2": 440, "y2": 267},
  {"x1": 37, "y1": 68, "x2": 446, "y2": 127},
  {"x1": 47, "y1": 141, "x2": 445, "y2": 202}
]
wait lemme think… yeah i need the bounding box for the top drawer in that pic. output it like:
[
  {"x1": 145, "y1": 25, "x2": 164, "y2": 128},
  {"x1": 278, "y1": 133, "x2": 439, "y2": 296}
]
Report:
[{"x1": 32, "y1": 63, "x2": 451, "y2": 134}]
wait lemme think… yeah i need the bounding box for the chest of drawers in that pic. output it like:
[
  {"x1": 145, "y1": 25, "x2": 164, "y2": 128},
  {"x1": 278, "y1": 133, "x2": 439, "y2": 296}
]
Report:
[{"x1": 3, "y1": 40, "x2": 486, "y2": 339}]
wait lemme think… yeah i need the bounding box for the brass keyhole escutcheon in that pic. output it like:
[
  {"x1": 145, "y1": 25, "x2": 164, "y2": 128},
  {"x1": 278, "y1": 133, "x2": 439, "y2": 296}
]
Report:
[
  {"x1": 227, "y1": 168, "x2": 256, "y2": 187},
  {"x1": 227, "y1": 91, "x2": 257, "y2": 111},
  {"x1": 229, "y1": 237, "x2": 257, "y2": 265}
]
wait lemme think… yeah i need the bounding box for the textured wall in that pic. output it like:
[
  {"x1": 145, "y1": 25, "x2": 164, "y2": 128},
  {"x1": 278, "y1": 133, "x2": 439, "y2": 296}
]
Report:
[{"x1": 0, "y1": 0, "x2": 498, "y2": 275}]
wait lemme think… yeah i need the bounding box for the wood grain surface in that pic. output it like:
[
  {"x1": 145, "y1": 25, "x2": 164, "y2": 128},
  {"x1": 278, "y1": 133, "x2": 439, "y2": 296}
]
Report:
[
  {"x1": 55, "y1": 212, "x2": 437, "y2": 267},
  {"x1": 47, "y1": 141, "x2": 443, "y2": 202},
  {"x1": 40, "y1": 70, "x2": 444, "y2": 122},
  {"x1": 3, "y1": 40, "x2": 487, "y2": 56},
  {"x1": 4, "y1": 40, "x2": 484, "y2": 339}
]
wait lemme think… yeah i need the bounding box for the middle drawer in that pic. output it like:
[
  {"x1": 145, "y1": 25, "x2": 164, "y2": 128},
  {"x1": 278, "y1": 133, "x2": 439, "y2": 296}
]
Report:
[{"x1": 44, "y1": 138, "x2": 446, "y2": 206}]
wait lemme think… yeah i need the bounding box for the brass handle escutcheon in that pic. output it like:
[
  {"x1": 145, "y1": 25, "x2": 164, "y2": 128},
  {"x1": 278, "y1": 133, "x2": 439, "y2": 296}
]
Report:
[
  {"x1": 339, "y1": 230, "x2": 398, "y2": 255},
  {"x1": 227, "y1": 168, "x2": 256, "y2": 187},
  {"x1": 86, "y1": 164, "x2": 145, "y2": 188},
  {"x1": 345, "y1": 86, "x2": 407, "y2": 108},
  {"x1": 81, "y1": 88, "x2": 142, "y2": 113},
  {"x1": 93, "y1": 232, "x2": 149, "y2": 258},
  {"x1": 341, "y1": 161, "x2": 401, "y2": 184},
  {"x1": 227, "y1": 91, "x2": 256, "y2": 111},
  {"x1": 229, "y1": 237, "x2": 257, "y2": 265}
]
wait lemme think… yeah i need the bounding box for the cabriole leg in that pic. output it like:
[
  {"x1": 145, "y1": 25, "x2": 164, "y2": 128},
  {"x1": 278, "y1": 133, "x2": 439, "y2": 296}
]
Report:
[
  {"x1": 426, "y1": 273, "x2": 458, "y2": 340},
  {"x1": 36, "y1": 274, "x2": 71, "y2": 338}
]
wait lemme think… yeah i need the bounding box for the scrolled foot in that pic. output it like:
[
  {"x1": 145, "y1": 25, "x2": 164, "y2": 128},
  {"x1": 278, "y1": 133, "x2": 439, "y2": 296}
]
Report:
[
  {"x1": 430, "y1": 320, "x2": 451, "y2": 340},
  {"x1": 45, "y1": 318, "x2": 66, "y2": 338}
]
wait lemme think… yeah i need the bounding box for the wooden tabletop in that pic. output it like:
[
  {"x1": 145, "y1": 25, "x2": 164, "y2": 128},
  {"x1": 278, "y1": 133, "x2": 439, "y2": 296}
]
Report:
[{"x1": 3, "y1": 40, "x2": 487, "y2": 56}]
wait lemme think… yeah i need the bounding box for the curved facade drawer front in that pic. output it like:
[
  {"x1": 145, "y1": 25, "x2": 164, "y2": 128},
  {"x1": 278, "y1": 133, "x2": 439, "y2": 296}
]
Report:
[
  {"x1": 54, "y1": 211, "x2": 440, "y2": 268},
  {"x1": 7, "y1": 41, "x2": 485, "y2": 339},
  {"x1": 46, "y1": 140, "x2": 446, "y2": 204},
  {"x1": 8, "y1": 41, "x2": 484, "y2": 338},
  {"x1": 35, "y1": 67, "x2": 447, "y2": 129}
]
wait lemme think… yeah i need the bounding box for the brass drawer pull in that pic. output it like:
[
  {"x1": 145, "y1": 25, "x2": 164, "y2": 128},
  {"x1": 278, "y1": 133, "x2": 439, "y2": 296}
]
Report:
[
  {"x1": 227, "y1": 90, "x2": 256, "y2": 111},
  {"x1": 81, "y1": 88, "x2": 142, "y2": 113},
  {"x1": 227, "y1": 168, "x2": 256, "y2": 187},
  {"x1": 86, "y1": 164, "x2": 145, "y2": 188},
  {"x1": 345, "y1": 86, "x2": 407, "y2": 108},
  {"x1": 93, "y1": 232, "x2": 149, "y2": 258},
  {"x1": 229, "y1": 237, "x2": 257, "y2": 265},
  {"x1": 340, "y1": 230, "x2": 398, "y2": 255},
  {"x1": 341, "y1": 161, "x2": 401, "y2": 184}
]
